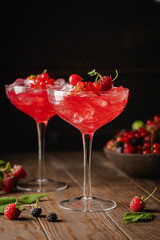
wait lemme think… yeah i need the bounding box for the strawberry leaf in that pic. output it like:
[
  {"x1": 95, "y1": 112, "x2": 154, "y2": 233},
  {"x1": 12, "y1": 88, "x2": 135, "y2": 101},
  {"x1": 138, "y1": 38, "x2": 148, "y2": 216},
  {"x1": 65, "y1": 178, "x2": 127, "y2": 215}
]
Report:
[
  {"x1": 121, "y1": 212, "x2": 153, "y2": 223},
  {"x1": 0, "y1": 197, "x2": 16, "y2": 206},
  {"x1": 18, "y1": 193, "x2": 48, "y2": 204}
]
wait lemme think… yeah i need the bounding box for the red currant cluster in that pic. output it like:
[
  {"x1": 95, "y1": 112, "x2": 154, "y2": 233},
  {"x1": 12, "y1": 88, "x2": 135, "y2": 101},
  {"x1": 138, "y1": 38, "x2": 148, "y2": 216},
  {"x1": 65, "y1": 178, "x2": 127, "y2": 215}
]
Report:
[
  {"x1": 27, "y1": 70, "x2": 55, "y2": 88},
  {"x1": 106, "y1": 115, "x2": 160, "y2": 154},
  {"x1": 68, "y1": 69, "x2": 118, "y2": 93}
]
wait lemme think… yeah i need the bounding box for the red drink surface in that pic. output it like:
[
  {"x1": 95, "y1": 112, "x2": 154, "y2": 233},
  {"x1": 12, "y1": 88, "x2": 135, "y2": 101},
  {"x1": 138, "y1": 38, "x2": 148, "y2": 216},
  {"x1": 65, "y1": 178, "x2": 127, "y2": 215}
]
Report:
[
  {"x1": 51, "y1": 86, "x2": 129, "y2": 133},
  {"x1": 6, "y1": 87, "x2": 56, "y2": 123}
]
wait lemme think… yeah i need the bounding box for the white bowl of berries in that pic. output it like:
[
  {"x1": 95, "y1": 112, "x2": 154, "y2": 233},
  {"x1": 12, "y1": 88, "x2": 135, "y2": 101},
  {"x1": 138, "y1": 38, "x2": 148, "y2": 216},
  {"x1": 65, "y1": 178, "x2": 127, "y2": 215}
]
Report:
[{"x1": 104, "y1": 116, "x2": 160, "y2": 178}]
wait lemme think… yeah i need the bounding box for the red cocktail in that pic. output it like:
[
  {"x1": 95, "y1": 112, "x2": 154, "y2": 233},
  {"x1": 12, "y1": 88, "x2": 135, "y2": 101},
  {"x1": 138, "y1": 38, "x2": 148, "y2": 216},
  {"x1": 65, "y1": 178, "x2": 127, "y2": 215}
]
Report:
[
  {"x1": 5, "y1": 73, "x2": 68, "y2": 192},
  {"x1": 48, "y1": 70, "x2": 129, "y2": 211}
]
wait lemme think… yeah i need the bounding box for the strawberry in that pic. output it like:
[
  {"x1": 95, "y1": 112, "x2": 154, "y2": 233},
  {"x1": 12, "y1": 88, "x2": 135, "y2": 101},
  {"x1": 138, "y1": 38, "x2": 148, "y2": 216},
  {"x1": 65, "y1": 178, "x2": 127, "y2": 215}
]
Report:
[
  {"x1": 130, "y1": 196, "x2": 145, "y2": 212},
  {"x1": 130, "y1": 187, "x2": 157, "y2": 212},
  {"x1": 1, "y1": 177, "x2": 14, "y2": 193},
  {"x1": 12, "y1": 165, "x2": 27, "y2": 179},
  {"x1": 4, "y1": 203, "x2": 21, "y2": 220}
]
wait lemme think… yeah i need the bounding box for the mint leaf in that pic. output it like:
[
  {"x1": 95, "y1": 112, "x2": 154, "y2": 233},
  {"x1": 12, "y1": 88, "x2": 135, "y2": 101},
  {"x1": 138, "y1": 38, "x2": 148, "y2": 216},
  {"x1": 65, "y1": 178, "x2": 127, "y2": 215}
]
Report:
[
  {"x1": 0, "y1": 197, "x2": 16, "y2": 206},
  {"x1": 0, "y1": 204, "x2": 9, "y2": 214},
  {"x1": 18, "y1": 193, "x2": 48, "y2": 204},
  {"x1": 121, "y1": 212, "x2": 153, "y2": 223}
]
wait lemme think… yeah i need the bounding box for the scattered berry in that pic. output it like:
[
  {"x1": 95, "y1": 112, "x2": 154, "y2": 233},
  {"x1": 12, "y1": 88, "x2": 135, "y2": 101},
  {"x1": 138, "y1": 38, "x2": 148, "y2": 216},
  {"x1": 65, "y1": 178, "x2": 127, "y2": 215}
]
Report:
[
  {"x1": 4, "y1": 203, "x2": 21, "y2": 220},
  {"x1": 130, "y1": 196, "x2": 145, "y2": 212},
  {"x1": 30, "y1": 207, "x2": 42, "y2": 218},
  {"x1": 12, "y1": 165, "x2": 27, "y2": 179},
  {"x1": 1, "y1": 177, "x2": 14, "y2": 193},
  {"x1": 46, "y1": 212, "x2": 58, "y2": 222},
  {"x1": 130, "y1": 187, "x2": 157, "y2": 212}
]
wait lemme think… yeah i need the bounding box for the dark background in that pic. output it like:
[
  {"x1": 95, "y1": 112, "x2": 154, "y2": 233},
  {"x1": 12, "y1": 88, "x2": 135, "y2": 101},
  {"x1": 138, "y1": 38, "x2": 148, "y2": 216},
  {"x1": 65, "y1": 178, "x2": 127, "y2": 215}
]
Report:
[{"x1": 1, "y1": 0, "x2": 160, "y2": 153}]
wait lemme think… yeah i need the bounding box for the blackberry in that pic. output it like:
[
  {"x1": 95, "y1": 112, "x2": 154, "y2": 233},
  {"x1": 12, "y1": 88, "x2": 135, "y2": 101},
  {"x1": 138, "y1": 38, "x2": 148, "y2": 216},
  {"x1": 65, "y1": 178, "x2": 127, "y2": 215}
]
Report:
[
  {"x1": 30, "y1": 207, "x2": 42, "y2": 218},
  {"x1": 46, "y1": 212, "x2": 57, "y2": 222}
]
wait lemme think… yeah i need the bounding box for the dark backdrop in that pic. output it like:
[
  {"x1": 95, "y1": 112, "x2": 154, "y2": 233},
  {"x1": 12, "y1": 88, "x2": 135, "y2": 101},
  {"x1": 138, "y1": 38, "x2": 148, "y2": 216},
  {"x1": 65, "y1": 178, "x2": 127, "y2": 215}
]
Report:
[{"x1": 1, "y1": 0, "x2": 160, "y2": 153}]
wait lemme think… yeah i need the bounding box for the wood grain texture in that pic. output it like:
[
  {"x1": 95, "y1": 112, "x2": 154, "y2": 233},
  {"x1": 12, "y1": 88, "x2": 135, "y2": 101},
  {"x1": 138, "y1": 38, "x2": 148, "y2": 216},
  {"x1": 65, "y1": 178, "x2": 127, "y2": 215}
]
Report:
[{"x1": 1, "y1": 151, "x2": 160, "y2": 240}]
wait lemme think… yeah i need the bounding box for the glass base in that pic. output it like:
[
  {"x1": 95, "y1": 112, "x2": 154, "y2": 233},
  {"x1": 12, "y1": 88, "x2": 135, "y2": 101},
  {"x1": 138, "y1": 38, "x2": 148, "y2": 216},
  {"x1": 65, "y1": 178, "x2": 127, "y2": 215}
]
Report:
[
  {"x1": 59, "y1": 196, "x2": 116, "y2": 212},
  {"x1": 17, "y1": 178, "x2": 68, "y2": 192}
]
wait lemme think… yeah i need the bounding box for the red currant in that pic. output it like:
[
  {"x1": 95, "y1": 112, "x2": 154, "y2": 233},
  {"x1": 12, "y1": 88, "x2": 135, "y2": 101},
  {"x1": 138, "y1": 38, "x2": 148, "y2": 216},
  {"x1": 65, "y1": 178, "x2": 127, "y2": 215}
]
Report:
[
  {"x1": 39, "y1": 81, "x2": 46, "y2": 88},
  {"x1": 135, "y1": 132, "x2": 141, "y2": 138},
  {"x1": 37, "y1": 72, "x2": 49, "y2": 80},
  {"x1": 152, "y1": 143, "x2": 160, "y2": 149},
  {"x1": 153, "y1": 115, "x2": 160, "y2": 122},
  {"x1": 152, "y1": 149, "x2": 159, "y2": 154},
  {"x1": 69, "y1": 74, "x2": 82, "y2": 86},
  {"x1": 45, "y1": 78, "x2": 55, "y2": 85},
  {"x1": 143, "y1": 149, "x2": 150, "y2": 154},
  {"x1": 73, "y1": 81, "x2": 85, "y2": 92},
  {"x1": 146, "y1": 119, "x2": 154, "y2": 125},
  {"x1": 144, "y1": 142, "x2": 150, "y2": 149},
  {"x1": 93, "y1": 82, "x2": 101, "y2": 91}
]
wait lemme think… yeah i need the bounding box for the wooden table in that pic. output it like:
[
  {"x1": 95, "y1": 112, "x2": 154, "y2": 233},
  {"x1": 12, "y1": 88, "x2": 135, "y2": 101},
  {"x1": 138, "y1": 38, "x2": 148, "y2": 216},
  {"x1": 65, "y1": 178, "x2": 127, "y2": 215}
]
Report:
[{"x1": 1, "y1": 151, "x2": 160, "y2": 240}]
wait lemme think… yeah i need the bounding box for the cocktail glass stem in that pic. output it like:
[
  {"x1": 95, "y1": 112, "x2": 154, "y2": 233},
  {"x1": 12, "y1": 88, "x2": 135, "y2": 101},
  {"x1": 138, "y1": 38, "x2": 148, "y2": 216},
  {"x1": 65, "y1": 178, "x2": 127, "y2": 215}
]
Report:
[
  {"x1": 37, "y1": 121, "x2": 47, "y2": 180},
  {"x1": 17, "y1": 121, "x2": 68, "y2": 192},
  {"x1": 59, "y1": 131, "x2": 116, "y2": 211},
  {"x1": 82, "y1": 133, "x2": 93, "y2": 199}
]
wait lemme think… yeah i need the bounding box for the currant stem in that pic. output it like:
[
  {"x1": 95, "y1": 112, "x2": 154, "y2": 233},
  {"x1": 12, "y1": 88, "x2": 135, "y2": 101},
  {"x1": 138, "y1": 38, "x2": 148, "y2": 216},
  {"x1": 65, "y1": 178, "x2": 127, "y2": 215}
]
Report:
[
  {"x1": 112, "y1": 69, "x2": 118, "y2": 82},
  {"x1": 143, "y1": 187, "x2": 157, "y2": 202}
]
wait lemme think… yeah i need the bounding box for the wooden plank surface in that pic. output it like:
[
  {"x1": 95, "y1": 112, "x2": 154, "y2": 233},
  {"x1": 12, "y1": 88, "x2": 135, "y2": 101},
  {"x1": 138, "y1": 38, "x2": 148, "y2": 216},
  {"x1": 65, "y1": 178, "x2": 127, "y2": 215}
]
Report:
[{"x1": 1, "y1": 151, "x2": 160, "y2": 240}]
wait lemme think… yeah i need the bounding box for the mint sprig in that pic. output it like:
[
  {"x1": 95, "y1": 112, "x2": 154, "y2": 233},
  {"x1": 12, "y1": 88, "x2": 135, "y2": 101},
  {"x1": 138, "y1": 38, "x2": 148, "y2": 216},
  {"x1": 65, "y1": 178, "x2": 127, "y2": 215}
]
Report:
[
  {"x1": 121, "y1": 212, "x2": 153, "y2": 223},
  {"x1": 0, "y1": 193, "x2": 48, "y2": 214},
  {"x1": 18, "y1": 193, "x2": 48, "y2": 204}
]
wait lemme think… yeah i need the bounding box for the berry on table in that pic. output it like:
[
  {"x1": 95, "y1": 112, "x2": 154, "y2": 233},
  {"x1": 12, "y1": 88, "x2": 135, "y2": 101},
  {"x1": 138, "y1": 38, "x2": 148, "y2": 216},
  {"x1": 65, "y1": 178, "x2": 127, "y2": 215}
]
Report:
[
  {"x1": 130, "y1": 187, "x2": 157, "y2": 212},
  {"x1": 46, "y1": 212, "x2": 58, "y2": 222},
  {"x1": 30, "y1": 207, "x2": 42, "y2": 218},
  {"x1": 130, "y1": 196, "x2": 145, "y2": 212},
  {"x1": 1, "y1": 177, "x2": 14, "y2": 193},
  {"x1": 12, "y1": 165, "x2": 27, "y2": 179},
  {"x1": 4, "y1": 203, "x2": 21, "y2": 220}
]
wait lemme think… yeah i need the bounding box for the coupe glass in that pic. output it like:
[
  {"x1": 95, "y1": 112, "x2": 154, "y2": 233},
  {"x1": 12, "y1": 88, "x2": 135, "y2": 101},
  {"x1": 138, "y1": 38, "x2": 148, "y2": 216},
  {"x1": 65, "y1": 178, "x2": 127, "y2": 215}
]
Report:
[
  {"x1": 48, "y1": 87, "x2": 129, "y2": 211},
  {"x1": 5, "y1": 80, "x2": 68, "y2": 192}
]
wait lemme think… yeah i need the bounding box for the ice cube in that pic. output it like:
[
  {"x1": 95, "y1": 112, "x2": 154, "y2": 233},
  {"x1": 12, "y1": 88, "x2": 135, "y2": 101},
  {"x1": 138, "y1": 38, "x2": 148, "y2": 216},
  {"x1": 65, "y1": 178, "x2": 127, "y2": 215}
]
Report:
[
  {"x1": 13, "y1": 78, "x2": 25, "y2": 86},
  {"x1": 54, "y1": 78, "x2": 66, "y2": 87},
  {"x1": 61, "y1": 83, "x2": 73, "y2": 91}
]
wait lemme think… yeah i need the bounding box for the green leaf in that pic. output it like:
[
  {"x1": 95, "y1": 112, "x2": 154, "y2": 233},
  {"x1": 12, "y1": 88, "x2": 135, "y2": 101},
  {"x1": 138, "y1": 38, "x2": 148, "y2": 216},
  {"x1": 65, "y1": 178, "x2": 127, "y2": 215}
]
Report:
[
  {"x1": 88, "y1": 69, "x2": 97, "y2": 76},
  {"x1": 0, "y1": 197, "x2": 16, "y2": 206},
  {"x1": 0, "y1": 204, "x2": 9, "y2": 214},
  {"x1": 16, "y1": 205, "x2": 24, "y2": 211},
  {"x1": 5, "y1": 162, "x2": 11, "y2": 172},
  {"x1": 0, "y1": 160, "x2": 5, "y2": 165},
  {"x1": 18, "y1": 193, "x2": 48, "y2": 204},
  {"x1": 121, "y1": 212, "x2": 153, "y2": 223}
]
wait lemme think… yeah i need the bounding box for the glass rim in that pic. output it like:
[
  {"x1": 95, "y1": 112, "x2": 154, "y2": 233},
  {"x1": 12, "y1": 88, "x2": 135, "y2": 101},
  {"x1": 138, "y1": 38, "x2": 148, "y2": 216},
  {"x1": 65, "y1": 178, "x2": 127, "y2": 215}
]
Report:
[
  {"x1": 48, "y1": 87, "x2": 129, "y2": 94},
  {"x1": 5, "y1": 83, "x2": 129, "y2": 94}
]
